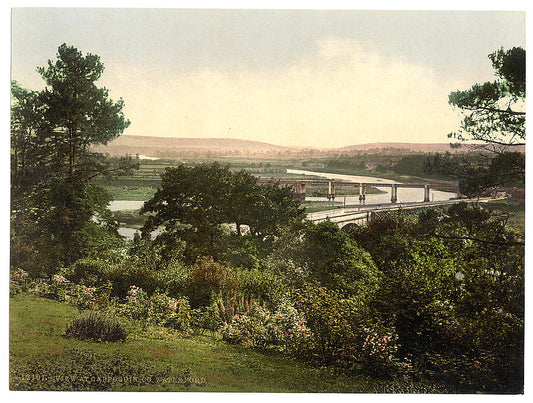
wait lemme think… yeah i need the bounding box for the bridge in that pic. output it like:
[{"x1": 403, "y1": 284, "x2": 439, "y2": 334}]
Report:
[
  {"x1": 257, "y1": 178, "x2": 460, "y2": 203},
  {"x1": 306, "y1": 197, "x2": 500, "y2": 230}
]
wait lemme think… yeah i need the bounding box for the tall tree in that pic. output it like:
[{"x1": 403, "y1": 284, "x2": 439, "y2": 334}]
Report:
[
  {"x1": 37, "y1": 43, "x2": 131, "y2": 180},
  {"x1": 10, "y1": 81, "x2": 50, "y2": 201},
  {"x1": 11, "y1": 44, "x2": 135, "y2": 273},
  {"x1": 448, "y1": 46, "x2": 525, "y2": 149},
  {"x1": 426, "y1": 47, "x2": 525, "y2": 197},
  {"x1": 141, "y1": 163, "x2": 305, "y2": 262}
]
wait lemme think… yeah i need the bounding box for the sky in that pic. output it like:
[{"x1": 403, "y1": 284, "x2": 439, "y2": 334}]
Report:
[{"x1": 10, "y1": 5, "x2": 526, "y2": 148}]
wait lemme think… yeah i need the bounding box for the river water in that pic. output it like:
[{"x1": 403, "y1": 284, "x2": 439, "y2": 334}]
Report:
[
  {"x1": 287, "y1": 169, "x2": 456, "y2": 204},
  {"x1": 110, "y1": 169, "x2": 456, "y2": 239}
]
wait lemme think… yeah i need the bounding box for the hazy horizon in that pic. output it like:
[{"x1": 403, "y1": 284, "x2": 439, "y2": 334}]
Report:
[
  {"x1": 11, "y1": 8, "x2": 526, "y2": 148},
  {"x1": 113, "y1": 133, "x2": 460, "y2": 149}
]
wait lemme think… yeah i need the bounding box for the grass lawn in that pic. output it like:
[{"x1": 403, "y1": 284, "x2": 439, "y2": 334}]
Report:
[{"x1": 9, "y1": 294, "x2": 393, "y2": 392}]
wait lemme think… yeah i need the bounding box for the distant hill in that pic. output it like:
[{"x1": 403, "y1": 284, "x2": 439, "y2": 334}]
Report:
[
  {"x1": 93, "y1": 135, "x2": 290, "y2": 158},
  {"x1": 337, "y1": 142, "x2": 460, "y2": 153},
  {"x1": 94, "y1": 135, "x2": 483, "y2": 158}
]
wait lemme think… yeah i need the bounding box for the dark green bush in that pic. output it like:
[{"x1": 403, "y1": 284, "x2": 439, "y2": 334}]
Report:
[
  {"x1": 106, "y1": 260, "x2": 158, "y2": 299},
  {"x1": 66, "y1": 311, "x2": 127, "y2": 342},
  {"x1": 65, "y1": 257, "x2": 111, "y2": 286},
  {"x1": 190, "y1": 302, "x2": 222, "y2": 333}
]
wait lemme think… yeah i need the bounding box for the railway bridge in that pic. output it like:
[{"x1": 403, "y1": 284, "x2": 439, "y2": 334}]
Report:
[{"x1": 257, "y1": 178, "x2": 460, "y2": 203}]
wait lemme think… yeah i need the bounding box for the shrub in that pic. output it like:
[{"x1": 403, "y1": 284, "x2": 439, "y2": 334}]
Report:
[
  {"x1": 188, "y1": 256, "x2": 237, "y2": 308},
  {"x1": 49, "y1": 273, "x2": 70, "y2": 301},
  {"x1": 219, "y1": 300, "x2": 311, "y2": 352},
  {"x1": 66, "y1": 311, "x2": 127, "y2": 342},
  {"x1": 26, "y1": 273, "x2": 73, "y2": 301},
  {"x1": 146, "y1": 292, "x2": 192, "y2": 332},
  {"x1": 64, "y1": 258, "x2": 111, "y2": 286},
  {"x1": 27, "y1": 278, "x2": 51, "y2": 297},
  {"x1": 73, "y1": 282, "x2": 115, "y2": 311},
  {"x1": 191, "y1": 302, "x2": 223, "y2": 334},
  {"x1": 294, "y1": 286, "x2": 373, "y2": 368},
  {"x1": 219, "y1": 307, "x2": 268, "y2": 347},
  {"x1": 165, "y1": 295, "x2": 192, "y2": 332},
  {"x1": 10, "y1": 268, "x2": 30, "y2": 297},
  {"x1": 360, "y1": 329, "x2": 412, "y2": 379},
  {"x1": 76, "y1": 285, "x2": 98, "y2": 310},
  {"x1": 236, "y1": 267, "x2": 284, "y2": 309},
  {"x1": 116, "y1": 286, "x2": 192, "y2": 332},
  {"x1": 117, "y1": 285, "x2": 149, "y2": 320},
  {"x1": 302, "y1": 221, "x2": 381, "y2": 299},
  {"x1": 106, "y1": 261, "x2": 158, "y2": 299},
  {"x1": 154, "y1": 262, "x2": 189, "y2": 297}
]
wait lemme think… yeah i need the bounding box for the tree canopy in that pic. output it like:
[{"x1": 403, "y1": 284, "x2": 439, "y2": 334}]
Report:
[
  {"x1": 140, "y1": 163, "x2": 306, "y2": 262},
  {"x1": 448, "y1": 46, "x2": 525, "y2": 148},
  {"x1": 11, "y1": 44, "x2": 135, "y2": 273},
  {"x1": 426, "y1": 47, "x2": 525, "y2": 197}
]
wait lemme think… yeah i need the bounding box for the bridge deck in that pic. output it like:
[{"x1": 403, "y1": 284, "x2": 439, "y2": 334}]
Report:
[
  {"x1": 307, "y1": 197, "x2": 499, "y2": 226},
  {"x1": 257, "y1": 178, "x2": 458, "y2": 190}
]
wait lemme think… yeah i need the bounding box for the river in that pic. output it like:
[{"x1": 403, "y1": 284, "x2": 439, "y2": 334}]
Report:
[{"x1": 287, "y1": 169, "x2": 456, "y2": 204}]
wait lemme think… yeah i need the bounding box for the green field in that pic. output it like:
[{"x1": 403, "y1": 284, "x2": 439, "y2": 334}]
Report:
[{"x1": 9, "y1": 293, "x2": 437, "y2": 392}]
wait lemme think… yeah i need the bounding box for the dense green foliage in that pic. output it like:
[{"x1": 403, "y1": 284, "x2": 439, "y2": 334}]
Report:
[
  {"x1": 140, "y1": 162, "x2": 305, "y2": 262},
  {"x1": 11, "y1": 44, "x2": 137, "y2": 274},
  {"x1": 425, "y1": 151, "x2": 524, "y2": 196},
  {"x1": 11, "y1": 199, "x2": 523, "y2": 392},
  {"x1": 392, "y1": 154, "x2": 431, "y2": 177},
  {"x1": 350, "y1": 204, "x2": 524, "y2": 392}
]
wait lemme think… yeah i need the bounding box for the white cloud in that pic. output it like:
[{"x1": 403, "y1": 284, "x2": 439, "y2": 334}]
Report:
[{"x1": 105, "y1": 37, "x2": 463, "y2": 147}]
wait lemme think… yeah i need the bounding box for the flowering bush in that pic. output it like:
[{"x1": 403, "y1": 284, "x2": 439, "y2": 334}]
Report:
[
  {"x1": 52, "y1": 274, "x2": 67, "y2": 283},
  {"x1": 117, "y1": 286, "x2": 191, "y2": 332},
  {"x1": 28, "y1": 278, "x2": 51, "y2": 297},
  {"x1": 145, "y1": 292, "x2": 192, "y2": 332},
  {"x1": 165, "y1": 296, "x2": 192, "y2": 332},
  {"x1": 10, "y1": 269, "x2": 30, "y2": 296},
  {"x1": 76, "y1": 286, "x2": 98, "y2": 310},
  {"x1": 361, "y1": 329, "x2": 412, "y2": 379},
  {"x1": 219, "y1": 301, "x2": 311, "y2": 352},
  {"x1": 12, "y1": 268, "x2": 29, "y2": 281},
  {"x1": 219, "y1": 309, "x2": 268, "y2": 347},
  {"x1": 49, "y1": 273, "x2": 70, "y2": 301},
  {"x1": 117, "y1": 285, "x2": 149, "y2": 320},
  {"x1": 127, "y1": 285, "x2": 145, "y2": 303}
]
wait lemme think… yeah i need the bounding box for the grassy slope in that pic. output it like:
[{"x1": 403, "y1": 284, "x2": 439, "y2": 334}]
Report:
[{"x1": 10, "y1": 294, "x2": 380, "y2": 392}]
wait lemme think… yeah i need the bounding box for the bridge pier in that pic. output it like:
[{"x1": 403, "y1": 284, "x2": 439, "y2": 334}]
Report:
[
  {"x1": 293, "y1": 182, "x2": 306, "y2": 200},
  {"x1": 424, "y1": 184, "x2": 430, "y2": 202},
  {"x1": 327, "y1": 181, "x2": 336, "y2": 200},
  {"x1": 391, "y1": 184, "x2": 398, "y2": 203},
  {"x1": 359, "y1": 183, "x2": 367, "y2": 204}
]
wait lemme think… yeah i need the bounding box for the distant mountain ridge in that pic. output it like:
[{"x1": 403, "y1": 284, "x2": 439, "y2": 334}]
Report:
[{"x1": 94, "y1": 135, "x2": 468, "y2": 157}]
